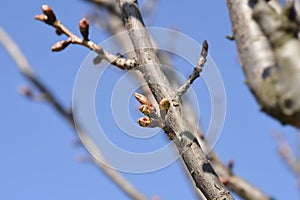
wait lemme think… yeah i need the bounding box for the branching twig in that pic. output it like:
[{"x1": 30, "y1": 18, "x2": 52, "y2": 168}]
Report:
[
  {"x1": 0, "y1": 26, "x2": 146, "y2": 200},
  {"x1": 28, "y1": 1, "x2": 274, "y2": 199},
  {"x1": 35, "y1": 5, "x2": 138, "y2": 70},
  {"x1": 176, "y1": 40, "x2": 208, "y2": 99}
]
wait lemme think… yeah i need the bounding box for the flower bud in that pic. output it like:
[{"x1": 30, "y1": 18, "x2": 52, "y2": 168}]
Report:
[
  {"x1": 134, "y1": 92, "x2": 152, "y2": 107},
  {"x1": 34, "y1": 14, "x2": 48, "y2": 22},
  {"x1": 41, "y1": 4, "x2": 56, "y2": 25},
  {"x1": 159, "y1": 98, "x2": 170, "y2": 111},
  {"x1": 137, "y1": 116, "x2": 152, "y2": 127},
  {"x1": 139, "y1": 105, "x2": 154, "y2": 115},
  {"x1": 79, "y1": 18, "x2": 89, "y2": 40},
  {"x1": 51, "y1": 40, "x2": 70, "y2": 52}
]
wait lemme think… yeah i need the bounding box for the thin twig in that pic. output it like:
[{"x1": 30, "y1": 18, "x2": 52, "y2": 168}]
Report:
[
  {"x1": 176, "y1": 40, "x2": 208, "y2": 99},
  {"x1": 0, "y1": 26, "x2": 146, "y2": 200},
  {"x1": 35, "y1": 5, "x2": 138, "y2": 70}
]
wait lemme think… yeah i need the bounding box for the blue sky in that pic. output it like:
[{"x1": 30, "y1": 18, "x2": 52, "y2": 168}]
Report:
[{"x1": 1, "y1": 1, "x2": 298, "y2": 199}]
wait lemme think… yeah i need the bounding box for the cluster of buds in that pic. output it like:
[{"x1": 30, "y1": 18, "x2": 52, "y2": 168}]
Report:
[
  {"x1": 134, "y1": 92, "x2": 156, "y2": 127},
  {"x1": 134, "y1": 92, "x2": 171, "y2": 128},
  {"x1": 35, "y1": 4, "x2": 91, "y2": 52},
  {"x1": 35, "y1": 4, "x2": 57, "y2": 25}
]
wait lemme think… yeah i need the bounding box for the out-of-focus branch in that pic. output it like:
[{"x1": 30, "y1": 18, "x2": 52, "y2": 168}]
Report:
[
  {"x1": 227, "y1": 0, "x2": 300, "y2": 128},
  {"x1": 0, "y1": 27, "x2": 71, "y2": 121},
  {"x1": 85, "y1": 0, "x2": 122, "y2": 17},
  {"x1": 275, "y1": 132, "x2": 300, "y2": 177},
  {"x1": 0, "y1": 26, "x2": 146, "y2": 200},
  {"x1": 210, "y1": 151, "x2": 274, "y2": 200}
]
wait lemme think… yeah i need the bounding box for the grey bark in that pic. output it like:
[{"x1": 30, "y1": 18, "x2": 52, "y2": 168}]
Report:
[
  {"x1": 226, "y1": 0, "x2": 300, "y2": 128},
  {"x1": 118, "y1": 0, "x2": 234, "y2": 199}
]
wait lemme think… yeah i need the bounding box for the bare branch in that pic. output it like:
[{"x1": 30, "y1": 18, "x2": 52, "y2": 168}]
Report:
[
  {"x1": 176, "y1": 40, "x2": 208, "y2": 99},
  {"x1": 118, "y1": 0, "x2": 234, "y2": 199},
  {"x1": 0, "y1": 26, "x2": 146, "y2": 200},
  {"x1": 29, "y1": 1, "x2": 274, "y2": 199},
  {"x1": 35, "y1": 5, "x2": 138, "y2": 70}
]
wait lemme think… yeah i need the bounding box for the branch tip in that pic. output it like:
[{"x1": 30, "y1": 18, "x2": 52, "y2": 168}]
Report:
[
  {"x1": 202, "y1": 40, "x2": 208, "y2": 55},
  {"x1": 175, "y1": 39, "x2": 208, "y2": 99},
  {"x1": 79, "y1": 18, "x2": 90, "y2": 40},
  {"x1": 41, "y1": 4, "x2": 56, "y2": 25}
]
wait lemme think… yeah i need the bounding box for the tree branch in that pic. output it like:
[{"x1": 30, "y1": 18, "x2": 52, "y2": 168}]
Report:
[
  {"x1": 30, "y1": 1, "x2": 274, "y2": 199},
  {"x1": 226, "y1": 0, "x2": 300, "y2": 128},
  {"x1": 0, "y1": 26, "x2": 146, "y2": 200},
  {"x1": 117, "y1": 0, "x2": 234, "y2": 199},
  {"x1": 35, "y1": 5, "x2": 138, "y2": 70},
  {"x1": 176, "y1": 40, "x2": 208, "y2": 99},
  {"x1": 275, "y1": 132, "x2": 300, "y2": 178}
]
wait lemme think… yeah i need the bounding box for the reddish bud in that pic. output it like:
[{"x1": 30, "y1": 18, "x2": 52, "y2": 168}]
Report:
[
  {"x1": 134, "y1": 92, "x2": 153, "y2": 107},
  {"x1": 137, "y1": 116, "x2": 152, "y2": 127},
  {"x1": 79, "y1": 18, "x2": 89, "y2": 40},
  {"x1": 51, "y1": 40, "x2": 71, "y2": 52}
]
